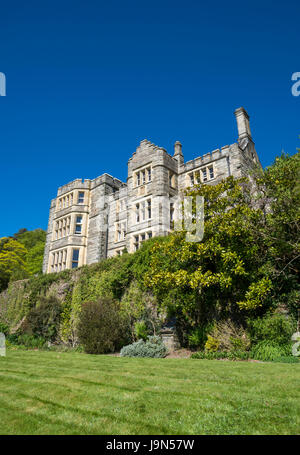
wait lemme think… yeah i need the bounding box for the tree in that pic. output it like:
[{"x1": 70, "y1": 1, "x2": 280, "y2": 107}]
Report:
[
  {"x1": 253, "y1": 150, "x2": 300, "y2": 316},
  {"x1": 14, "y1": 229, "x2": 46, "y2": 275},
  {"x1": 78, "y1": 298, "x2": 129, "y2": 354},
  {"x1": 25, "y1": 295, "x2": 62, "y2": 341},
  {"x1": 0, "y1": 238, "x2": 29, "y2": 291},
  {"x1": 144, "y1": 177, "x2": 269, "y2": 335}
]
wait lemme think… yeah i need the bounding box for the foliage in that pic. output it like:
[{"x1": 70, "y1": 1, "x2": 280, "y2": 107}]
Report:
[
  {"x1": 25, "y1": 295, "x2": 62, "y2": 341},
  {"x1": 187, "y1": 324, "x2": 213, "y2": 349},
  {"x1": 248, "y1": 313, "x2": 296, "y2": 346},
  {"x1": 252, "y1": 152, "x2": 300, "y2": 317},
  {"x1": 0, "y1": 238, "x2": 28, "y2": 291},
  {"x1": 120, "y1": 280, "x2": 161, "y2": 341},
  {"x1": 144, "y1": 177, "x2": 270, "y2": 331},
  {"x1": 191, "y1": 350, "x2": 251, "y2": 360},
  {"x1": 272, "y1": 356, "x2": 299, "y2": 364},
  {"x1": 13, "y1": 334, "x2": 47, "y2": 349},
  {"x1": 134, "y1": 320, "x2": 148, "y2": 340},
  {"x1": 204, "y1": 335, "x2": 220, "y2": 352},
  {"x1": 13, "y1": 228, "x2": 46, "y2": 251},
  {"x1": 26, "y1": 241, "x2": 46, "y2": 275},
  {"x1": 78, "y1": 298, "x2": 129, "y2": 354},
  {"x1": 250, "y1": 340, "x2": 291, "y2": 361},
  {"x1": 209, "y1": 319, "x2": 251, "y2": 352},
  {"x1": 0, "y1": 321, "x2": 9, "y2": 335},
  {"x1": 120, "y1": 335, "x2": 168, "y2": 358}
]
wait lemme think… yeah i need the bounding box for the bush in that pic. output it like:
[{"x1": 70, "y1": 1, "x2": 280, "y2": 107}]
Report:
[
  {"x1": 0, "y1": 322, "x2": 9, "y2": 335},
  {"x1": 272, "y1": 356, "x2": 299, "y2": 364},
  {"x1": 78, "y1": 298, "x2": 129, "y2": 354},
  {"x1": 16, "y1": 334, "x2": 46, "y2": 349},
  {"x1": 248, "y1": 313, "x2": 295, "y2": 346},
  {"x1": 134, "y1": 321, "x2": 148, "y2": 341},
  {"x1": 209, "y1": 320, "x2": 250, "y2": 352},
  {"x1": 191, "y1": 350, "x2": 251, "y2": 361},
  {"x1": 25, "y1": 295, "x2": 62, "y2": 341},
  {"x1": 205, "y1": 335, "x2": 220, "y2": 352},
  {"x1": 250, "y1": 340, "x2": 291, "y2": 361},
  {"x1": 188, "y1": 324, "x2": 213, "y2": 350},
  {"x1": 120, "y1": 336, "x2": 167, "y2": 358}
]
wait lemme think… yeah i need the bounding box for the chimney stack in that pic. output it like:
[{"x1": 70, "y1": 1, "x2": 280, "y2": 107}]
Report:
[
  {"x1": 234, "y1": 107, "x2": 252, "y2": 141},
  {"x1": 173, "y1": 141, "x2": 184, "y2": 165}
]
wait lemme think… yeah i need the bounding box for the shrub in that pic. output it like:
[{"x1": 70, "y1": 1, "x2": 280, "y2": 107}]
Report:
[
  {"x1": 120, "y1": 336, "x2": 167, "y2": 358},
  {"x1": 248, "y1": 313, "x2": 295, "y2": 346},
  {"x1": 16, "y1": 334, "x2": 46, "y2": 349},
  {"x1": 205, "y1": 335, "x2": 220, "y2": 352},
  {"x1": 25, "y1": 295, "x2": 62, "y2": 341},
  {"x1": 0, "y1": 322, "x2": 9, "y2": 335},
  {"x1": 188, "y1": 324, "x2": 213, "y2": 349},
  {"x1": 191, "y1": 350, "x2": 251, "y2": 361},
  {"x1": 209, "y1": 320, "x2": 250, "y2": 352},
  {"x1": 78, "y1": 298, "x2": 129, "y2": 354},
  {"x1": 134, "y1": 321, "x2": 148, "y2": 341},
  {"x1": 250, "y1": 340, "x2": 291, "y2": 362},
  {"x1": 273, "y1": 356, "x2": 299, "y2": 363}
]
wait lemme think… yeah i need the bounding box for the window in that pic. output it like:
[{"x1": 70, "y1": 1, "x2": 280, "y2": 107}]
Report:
[
  {"x1": 133, "y1": 232, "x2": 152, "y2": 251},
  {"x1": 115, "y1": 221, "x2": 126, "y2": 243},
  {"x1": 134, "y1": 166, "x2": 152, "y2": 187},
  {"x1": 170, "y1": 202, "x2": 174, "y2": 228},
  {"x1": 51, "y1": 249, "x2": 67, "y2": 273},
  {"x1": 75, "y1": 215, "x2": 83, "y2": 234},
  {"x1": 121, "y1": 222, "x2": 126, "y2": 239},
  {"x1": 135, "y1": 199, "x2": 151, "y2": 223},
  {"x1": 134, "y1": 235, "x2": 139, "y2": 251},
  {"x1": 78, "y1": 192, "x2": 85, "y2": 204},
  {"x1": 169, "y1": 172, "x2": 176, "y2": 188},
  {"x1": 54, "y1": 216, "x2": 71, "y2": 240},
  {"x1": 72, "y1": 249, "x2": 79, "y2": 268},
  {"x1": 141, "y1": 201, "x2": 146, "y2": 221},
  {"x1": 187, "y1": 166, "x2": 215, "y2": 186}
]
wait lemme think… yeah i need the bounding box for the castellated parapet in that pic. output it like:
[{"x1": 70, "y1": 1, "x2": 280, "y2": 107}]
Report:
[{"x1": 43, "y1": 107, "x2": 261, "y2": 273}]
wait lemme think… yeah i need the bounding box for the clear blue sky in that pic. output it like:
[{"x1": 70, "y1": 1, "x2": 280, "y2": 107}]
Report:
[{"x1": 0, "y1": 0, "x2": 299, "y2": 237}]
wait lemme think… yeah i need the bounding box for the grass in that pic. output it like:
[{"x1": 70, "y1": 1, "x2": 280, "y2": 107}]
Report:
[{"x1": 0, "y1": 350, "x2": 299, "y2": 435}]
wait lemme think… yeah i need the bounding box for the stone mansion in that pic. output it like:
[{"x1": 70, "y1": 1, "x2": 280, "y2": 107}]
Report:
[{"x1": 43, "y1": 107, "x2": 261, "y2": 273}]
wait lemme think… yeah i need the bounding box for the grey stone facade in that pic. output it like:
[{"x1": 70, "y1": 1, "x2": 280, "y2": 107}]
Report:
[{"x1": 43, "y1": 107, "x2": 261, "y2": 273}]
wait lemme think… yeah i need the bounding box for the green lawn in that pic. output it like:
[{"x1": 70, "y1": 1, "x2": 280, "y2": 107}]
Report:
[{"x1": 0, "y1": 350, "x2": 299, "y2": 435}]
